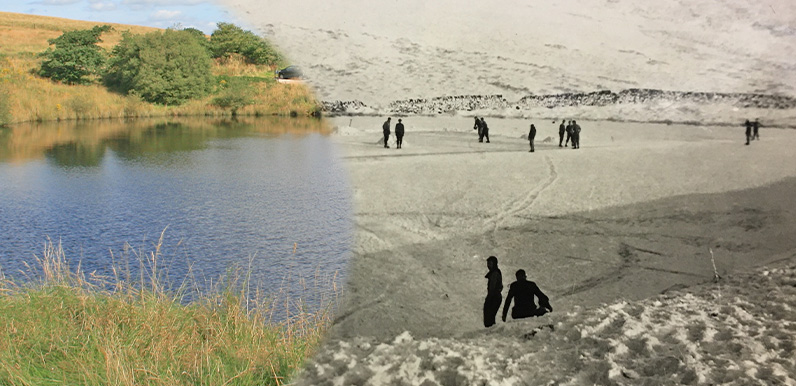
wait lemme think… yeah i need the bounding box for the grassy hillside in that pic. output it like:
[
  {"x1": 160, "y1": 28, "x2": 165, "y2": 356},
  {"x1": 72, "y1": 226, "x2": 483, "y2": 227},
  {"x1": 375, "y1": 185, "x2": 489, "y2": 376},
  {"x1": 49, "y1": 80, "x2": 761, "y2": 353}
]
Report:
[{"x1": 0, "y1": 12, "x2": 320, "y2": 125}]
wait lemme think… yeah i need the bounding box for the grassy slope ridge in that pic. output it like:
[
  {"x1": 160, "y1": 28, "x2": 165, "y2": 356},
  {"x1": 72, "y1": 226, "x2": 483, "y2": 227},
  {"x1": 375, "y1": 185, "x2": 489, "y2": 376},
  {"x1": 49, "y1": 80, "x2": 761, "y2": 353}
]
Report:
[{"x1": 0, "y1": 12, "x2": 320, "y2": 125}]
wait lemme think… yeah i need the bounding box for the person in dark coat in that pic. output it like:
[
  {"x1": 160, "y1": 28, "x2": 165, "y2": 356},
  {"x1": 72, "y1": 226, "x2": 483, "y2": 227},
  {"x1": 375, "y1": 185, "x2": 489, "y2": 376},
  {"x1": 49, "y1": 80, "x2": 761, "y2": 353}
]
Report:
[
  {"x1": 745, "y1": 119, "x2": 752, "y2": 145},
  {"x1": 483, "y1": 256, "x2": 503, "y2": 327},
  {"x1": 480, "y1": 117, "x2": 490, "y2": 143},
  {"x1": 571, "y1": 120, "x2": 581, "y2": 149},
  {"x1": 501, "y1": 269, "x2": 552, "y2": 321},
  {"x1": 753, "y1": 118, "x2": 760, "y2": 140},
  {"x1": 382, "y1": 117, "x2": 391, "y2": 148},
  {"x1": 395, "y1": 119, "x2": 405, "y2": 149},
  {"x1": 558, "y1": 120, "x2": 566, "y2": 147},
  {"x1": 474, "y1": 116, "x2": 483, "y2": 140},
  {"x1": 528, "y1": 124, "x2": 537, "y2": 152},
  {"x1": 565, "y1": 120, "x2": 573, "y2": 147}
]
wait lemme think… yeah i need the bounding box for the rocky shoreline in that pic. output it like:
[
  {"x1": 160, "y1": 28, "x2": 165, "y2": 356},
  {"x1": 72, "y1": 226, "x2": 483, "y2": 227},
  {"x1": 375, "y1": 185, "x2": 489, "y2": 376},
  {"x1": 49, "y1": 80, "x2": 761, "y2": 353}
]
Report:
[{"x1": 321, "y1": 88, "x2": 796, "y2": 115}]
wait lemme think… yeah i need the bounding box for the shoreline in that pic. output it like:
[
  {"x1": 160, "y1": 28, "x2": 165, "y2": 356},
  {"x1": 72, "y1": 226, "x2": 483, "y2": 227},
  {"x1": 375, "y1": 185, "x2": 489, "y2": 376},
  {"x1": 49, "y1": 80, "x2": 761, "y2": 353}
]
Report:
[{"x1": 324, "y1": 112, "x2": 796, "y2": 130}]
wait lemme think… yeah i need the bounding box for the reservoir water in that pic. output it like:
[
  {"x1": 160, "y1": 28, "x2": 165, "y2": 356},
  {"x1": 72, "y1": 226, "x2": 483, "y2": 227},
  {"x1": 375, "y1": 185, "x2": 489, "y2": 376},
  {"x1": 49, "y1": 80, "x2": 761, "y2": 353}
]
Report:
[{"x1": 0, "y1": 117, "x2": 352, "y2": 316}]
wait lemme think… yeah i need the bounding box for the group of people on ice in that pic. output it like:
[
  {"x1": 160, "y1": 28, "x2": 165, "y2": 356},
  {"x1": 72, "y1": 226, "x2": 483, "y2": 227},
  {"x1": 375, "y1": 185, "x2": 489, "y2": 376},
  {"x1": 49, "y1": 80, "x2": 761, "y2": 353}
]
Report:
[
  {"x1": 382, "y1": 116, "x2": 585, "y2": 152},
  {"x1": 528, "y1": 119, "x2": 581, "y2": 152},
  {"x1": 382, "y1": 115, "x2": 768, "y2": 151},
  {"x1": 557, "y1": 120, "x2": 582, "y2": 149}
]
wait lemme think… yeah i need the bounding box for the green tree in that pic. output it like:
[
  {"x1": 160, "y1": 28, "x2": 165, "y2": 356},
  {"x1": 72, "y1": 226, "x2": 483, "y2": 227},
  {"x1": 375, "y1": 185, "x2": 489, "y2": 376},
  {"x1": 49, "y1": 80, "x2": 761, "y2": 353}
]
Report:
[
  {"x1": 181, "y1": 27, "x2": 212, "y2": 53},
  {"x1": 38, "y1": 25, "x2": 112, "y2": 84},
  {"x1": 105, "y1": 29, "x2": 214, "y2": 105},
  {"x1": 209, "y1": 23, "x2": 282, "y2": 66}
]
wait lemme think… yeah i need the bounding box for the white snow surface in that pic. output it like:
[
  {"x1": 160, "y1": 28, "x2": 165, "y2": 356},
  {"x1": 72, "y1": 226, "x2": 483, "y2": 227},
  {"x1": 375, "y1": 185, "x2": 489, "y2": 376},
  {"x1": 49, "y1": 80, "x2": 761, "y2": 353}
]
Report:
[{"x1": 220, "y1": 0, "x2": 795, "y2": 106}]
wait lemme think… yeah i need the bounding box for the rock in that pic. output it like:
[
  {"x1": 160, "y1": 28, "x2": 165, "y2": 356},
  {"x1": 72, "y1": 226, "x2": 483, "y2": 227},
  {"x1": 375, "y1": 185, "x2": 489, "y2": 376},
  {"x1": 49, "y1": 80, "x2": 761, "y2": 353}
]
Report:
[{"x1": 622, "y1": 369, "x2": 640, "y2": 379}]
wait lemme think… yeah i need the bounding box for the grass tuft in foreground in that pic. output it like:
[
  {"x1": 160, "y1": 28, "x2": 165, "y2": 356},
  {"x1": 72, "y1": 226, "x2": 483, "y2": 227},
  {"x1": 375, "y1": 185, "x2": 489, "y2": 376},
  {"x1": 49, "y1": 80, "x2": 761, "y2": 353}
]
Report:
[{"x1": 0, "y1": 239, "x2": 333, "y2": 386}]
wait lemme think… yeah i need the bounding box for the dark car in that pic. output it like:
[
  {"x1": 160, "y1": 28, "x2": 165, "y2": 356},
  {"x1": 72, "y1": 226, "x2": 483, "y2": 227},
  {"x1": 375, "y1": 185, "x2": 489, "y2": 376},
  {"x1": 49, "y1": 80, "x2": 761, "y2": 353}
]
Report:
[{"x1": 276, "y1": 65, "x2": 302, "y2": 79}]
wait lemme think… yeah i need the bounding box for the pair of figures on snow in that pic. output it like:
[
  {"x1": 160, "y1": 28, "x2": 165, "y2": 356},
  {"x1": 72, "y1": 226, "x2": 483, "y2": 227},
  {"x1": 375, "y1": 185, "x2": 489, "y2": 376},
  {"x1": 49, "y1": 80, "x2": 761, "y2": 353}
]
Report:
[
  {"x1": 484, "y1": 256, "x2": 553, "y2": 327},
  {"x1": 744, "y1": 119, "x2": 761, "y2": 145},
  {"x1": 473, "y1": 117, "x2": 491, "y2": 143},
  {"x1": 382, "y1": 117, "x2": 405, "y2": 149}
]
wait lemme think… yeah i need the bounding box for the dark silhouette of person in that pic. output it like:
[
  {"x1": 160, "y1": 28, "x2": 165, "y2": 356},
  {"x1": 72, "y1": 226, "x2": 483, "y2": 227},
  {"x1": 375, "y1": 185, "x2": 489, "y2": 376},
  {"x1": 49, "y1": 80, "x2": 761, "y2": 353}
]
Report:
[
  {"x1": 474, "y1": 116, "x2": 482, "y2": 140},
  {"x1": 745, "y1": 119, "x2": 752, "y2": 145},
  {"x1": 753, "y1": 118, "x2": 760, "y2": 140},
  {"x1": 571, "y1": 120, "x2": 581, "y2": 149},
  {"x1": 558, "y1": 120, "x2": 566, "y2": 147},
  {"x1": 395, "y1": 119, "x2": 405, "y2": 149},
  {"x1": 382, "y1": 117, "x2": 391, "y2": 148},
  {"x1": 480, "y1": 117, "x2": 490, "y2": 143},
  {"x1": 565, "y1": 120, "x2": 573, "y2": 147},
  {"x1": 483, "y1": 256, "x2": 503, "y2": 327},
  {"x1": 528, "y1": 124, "x2": 537, "y2": 152},
  {"x1": 501, "y1": 269, "x2": 552, "y2": 322}
]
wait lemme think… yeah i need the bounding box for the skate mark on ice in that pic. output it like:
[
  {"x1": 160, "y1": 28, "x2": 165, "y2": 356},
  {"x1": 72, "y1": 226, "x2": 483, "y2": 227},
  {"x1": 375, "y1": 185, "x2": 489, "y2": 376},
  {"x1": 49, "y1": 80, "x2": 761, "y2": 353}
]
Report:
[{"x1": 487, "y1": 155, "x2": 559, "y2": 231}]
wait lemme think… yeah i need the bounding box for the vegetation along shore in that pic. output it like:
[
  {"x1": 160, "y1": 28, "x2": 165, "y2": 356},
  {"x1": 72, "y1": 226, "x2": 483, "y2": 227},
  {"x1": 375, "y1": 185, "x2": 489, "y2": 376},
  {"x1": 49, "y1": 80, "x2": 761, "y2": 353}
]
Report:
[
  {"x1": 0, "y1": 238, "x2": 334, "y2": 385},
  {"x1": 0, "y1": 12, "x2": 322, "y2": 126}
]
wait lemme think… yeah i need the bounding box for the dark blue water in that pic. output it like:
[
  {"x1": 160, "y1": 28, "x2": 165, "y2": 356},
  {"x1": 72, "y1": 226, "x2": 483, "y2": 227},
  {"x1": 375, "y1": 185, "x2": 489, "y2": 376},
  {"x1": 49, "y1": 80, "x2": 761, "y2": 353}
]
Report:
[{"x1": 0, "y1": 118, "x2": 352, "y2": 315}]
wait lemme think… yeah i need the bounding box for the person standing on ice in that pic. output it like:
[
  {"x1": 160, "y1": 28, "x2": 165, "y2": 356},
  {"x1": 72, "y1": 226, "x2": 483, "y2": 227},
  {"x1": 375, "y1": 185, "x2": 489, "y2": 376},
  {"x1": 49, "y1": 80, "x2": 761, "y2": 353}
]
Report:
[
  {"x1": 753, "y1": 118, "x2": 761, "y2": 140},
  {"x1": 480, "y1": 117, "x2": 490, "y2": 143},
  {"x1": 382, "y1": 117, "x2": 392, "y2": 148},
  {"x1": 474, "y1": 116, "x2": 483, "y2": 140},
  {"x1": 483, "y1": 256, "x2": 503, "y2": 327},
  {"x1": 565, "y1": 120, "x2": 573, "y2": 147},
  {"x1": 395, "y1": 118, "x2": 405, "y2": 149},
  {"x1": 744, "y1": 119, "x2": 752, "y2": 145},
  {"x1": 558, "y1": 120, "x2": 566, "y2": 147},
  {"x1": 571, "y1": 120, "x2": 581, "y2": 149},
  {"x1": 528, "y1": 123, "x2": 537, "y2": 152},
  {"x1": 502, "y1": 269, "x2": 553, "y2": 322}
]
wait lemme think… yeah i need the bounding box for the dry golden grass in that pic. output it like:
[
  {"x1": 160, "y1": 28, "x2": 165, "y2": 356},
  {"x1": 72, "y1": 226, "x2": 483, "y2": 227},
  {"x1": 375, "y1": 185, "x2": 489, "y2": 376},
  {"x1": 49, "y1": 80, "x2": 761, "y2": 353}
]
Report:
[
  {"x1": 213, "y1": 54, "x2": 277, "y2": 77},
  {"x1": 0, "y1": 11, "x2": 158, "y2": 52},
  {"x1": 0, "y1": 238, "x2": 337, "y2": 386},
  {"x1": 0, "y1": 12, "x2": 320, "y2": 125}
]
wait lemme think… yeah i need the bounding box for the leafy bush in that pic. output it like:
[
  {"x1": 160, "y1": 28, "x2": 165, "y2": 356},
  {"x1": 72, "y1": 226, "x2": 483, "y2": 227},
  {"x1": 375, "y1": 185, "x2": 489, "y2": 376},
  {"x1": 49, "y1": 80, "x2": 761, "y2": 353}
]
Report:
[
  {"x1": 38, "y1": 25, "x2": 111, "y2": 84},
  {"x1": 105, "y1": 29, "x2": 214, "y2": 105},
  {"x1": 210, "y1": 23, "x2": 282, "y2": 66},
  {"x1": 211, "y1": 77, "x2": 256, "y2": 116},
  {"x1": 211, "y1": 93, "x2": 254, "y2": 116}
]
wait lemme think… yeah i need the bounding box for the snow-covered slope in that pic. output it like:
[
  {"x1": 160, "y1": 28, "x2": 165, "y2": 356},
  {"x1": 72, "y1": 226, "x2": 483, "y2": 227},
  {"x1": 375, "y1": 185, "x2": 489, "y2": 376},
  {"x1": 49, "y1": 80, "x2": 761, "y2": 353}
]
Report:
[{"x1": 221, "y1": 0, "x2": 795, "y2": 106}]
